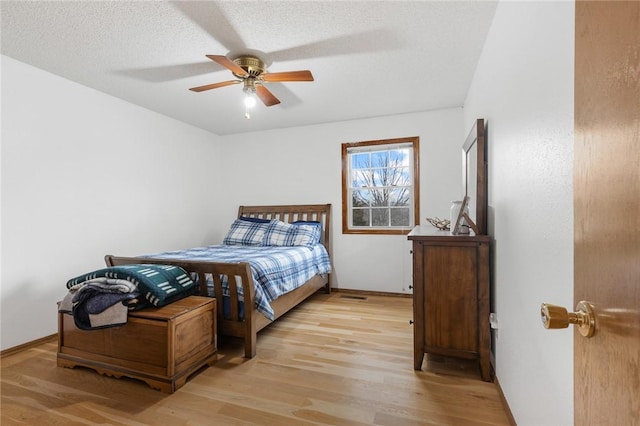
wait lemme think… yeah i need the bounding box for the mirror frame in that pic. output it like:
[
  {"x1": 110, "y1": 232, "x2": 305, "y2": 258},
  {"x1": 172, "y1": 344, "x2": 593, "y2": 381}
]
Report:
[{"x1": 462, "y1": 118, "x2": 487, "y2": 235}]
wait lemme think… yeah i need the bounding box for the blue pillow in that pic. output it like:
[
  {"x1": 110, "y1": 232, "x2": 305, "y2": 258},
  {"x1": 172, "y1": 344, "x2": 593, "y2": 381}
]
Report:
[
  {"x1": 264, "y1": 220, "x2": 322, "y2": 247},
  {"x1": 223, "y1": 219, "x2": 272, "y2": 246},
  {"x1": 293, "y1": 221, "x2": 322, "y2": 243}
]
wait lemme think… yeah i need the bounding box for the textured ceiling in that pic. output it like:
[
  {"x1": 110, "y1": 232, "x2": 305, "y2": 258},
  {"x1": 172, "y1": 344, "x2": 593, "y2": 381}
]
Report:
[{"x1": 1, "y1": 1, "x2": 497, "y2": 136}]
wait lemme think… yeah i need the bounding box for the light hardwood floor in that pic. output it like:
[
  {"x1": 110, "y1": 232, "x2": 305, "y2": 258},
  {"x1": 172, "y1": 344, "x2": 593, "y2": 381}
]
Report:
[{"x1": 1, "y1": 293, "x2": 510, "y2": 425}]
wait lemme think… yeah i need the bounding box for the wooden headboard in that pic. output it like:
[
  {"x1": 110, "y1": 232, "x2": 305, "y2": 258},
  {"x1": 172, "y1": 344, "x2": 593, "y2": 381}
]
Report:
[{"x1": 237, "y1": 204, "x2": 331, "y2": 257}]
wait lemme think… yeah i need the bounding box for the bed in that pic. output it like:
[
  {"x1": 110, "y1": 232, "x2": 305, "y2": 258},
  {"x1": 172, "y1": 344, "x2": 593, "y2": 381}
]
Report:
[{"x1": 105, "y1": 204, "x2": 332, "y2": 358}]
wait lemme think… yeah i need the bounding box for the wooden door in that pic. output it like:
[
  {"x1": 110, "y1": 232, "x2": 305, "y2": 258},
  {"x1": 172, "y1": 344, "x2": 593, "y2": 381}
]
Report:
[{"x1": 574, "y1": 1, "x2": 640, "y2": 424}]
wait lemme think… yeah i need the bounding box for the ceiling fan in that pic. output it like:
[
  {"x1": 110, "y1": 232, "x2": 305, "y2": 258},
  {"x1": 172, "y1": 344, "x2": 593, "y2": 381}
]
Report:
[{"x1": 188, "y1": 54, "x2": 314, "y2": 107}]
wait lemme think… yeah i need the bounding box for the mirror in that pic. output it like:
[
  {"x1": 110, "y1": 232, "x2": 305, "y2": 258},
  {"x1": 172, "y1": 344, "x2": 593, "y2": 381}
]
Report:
[{"x1": 462, "y1": 118, "x2": 487, "y2": 235}]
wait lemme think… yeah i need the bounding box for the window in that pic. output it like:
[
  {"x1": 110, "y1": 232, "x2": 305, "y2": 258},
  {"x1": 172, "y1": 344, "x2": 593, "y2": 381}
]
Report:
[{"x1": 341, "y1": 137, "x2": 420, "y2": 235}]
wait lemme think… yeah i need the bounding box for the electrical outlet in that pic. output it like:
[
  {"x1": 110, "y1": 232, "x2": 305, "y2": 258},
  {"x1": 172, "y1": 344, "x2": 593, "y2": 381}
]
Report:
[{"x1": 489, "y1": 313, "x2": 498, "y2": 329}]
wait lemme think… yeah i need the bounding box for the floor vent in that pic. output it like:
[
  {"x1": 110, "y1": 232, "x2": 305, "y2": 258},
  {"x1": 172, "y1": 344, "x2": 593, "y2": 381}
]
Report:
[{"x1": 339, "y1": 295, "x2": 368, "y2": 300}]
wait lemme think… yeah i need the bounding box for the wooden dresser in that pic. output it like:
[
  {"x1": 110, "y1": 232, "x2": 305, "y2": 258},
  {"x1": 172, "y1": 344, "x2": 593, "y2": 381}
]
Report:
[
  {"x1": 408, "y1": 226, "x2": 491, "y2": 381},
  {"x1": 58, "y1": 296, "x2": 217, "y2": 392}
]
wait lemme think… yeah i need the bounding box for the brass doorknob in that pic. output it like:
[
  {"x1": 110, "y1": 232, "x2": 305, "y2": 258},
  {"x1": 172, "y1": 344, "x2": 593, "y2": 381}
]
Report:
[{"x1": 540, "y1": 301, "x2": 596, "y2": 337}]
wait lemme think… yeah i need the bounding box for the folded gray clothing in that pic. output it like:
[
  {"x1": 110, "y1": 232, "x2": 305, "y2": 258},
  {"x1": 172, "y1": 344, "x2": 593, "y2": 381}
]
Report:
[
  {"x1": 59, "y1": 277, "x2": 140, "y2": 330},
  {"x1": 86, "y1": 303, "x2": 130, "y2": 329},
  {"x1": 72, "y1": 288, "x2": 139, "y2": 330},
  {"x1": 85, "y1": 291, "x2": 138, "y2": 314},
  {"x1": 59, "y1": 291, "x2": 74, "y2": 314}
]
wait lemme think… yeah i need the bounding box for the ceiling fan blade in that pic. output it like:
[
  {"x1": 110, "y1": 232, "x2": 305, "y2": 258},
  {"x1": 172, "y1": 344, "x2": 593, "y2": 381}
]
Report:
[
  {"x1": 189, "y1": 80, "x2": 241, "y2": 92},
  {"x1": 256, "y1": 85, "x2": 281, "y2": 106},
  {"x1": 262, "y1": 70, "x2": 314, "y2": 82},
  {"x1": 206, "y1": 55, "x2": 248, "y2": 77}
]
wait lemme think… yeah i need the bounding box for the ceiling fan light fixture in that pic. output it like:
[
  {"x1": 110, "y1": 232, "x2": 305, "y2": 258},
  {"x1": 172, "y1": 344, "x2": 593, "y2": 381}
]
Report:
[
  {"x1": 243, "y1": 81, "x2": 256, "y2": 105},
  {"x1": 244, "y1": 92, "x2": 257, "y2": 109},
  {"x1": 243, "y1": 79, "x2": 257, "y2": 117}
]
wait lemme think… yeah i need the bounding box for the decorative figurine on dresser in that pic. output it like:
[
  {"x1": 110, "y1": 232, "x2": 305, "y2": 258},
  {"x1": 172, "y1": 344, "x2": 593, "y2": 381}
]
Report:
[{"x1": 409, "y1": 118, "x2": 492, "y2": 382}]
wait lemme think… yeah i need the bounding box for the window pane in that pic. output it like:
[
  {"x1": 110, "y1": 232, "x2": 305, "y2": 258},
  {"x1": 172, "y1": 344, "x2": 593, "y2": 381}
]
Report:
[
  {"x1": 352, "y1": 189, "x2": 372, "y2": 207},
  {"x1": 390, "y1": 208, "x2": 410, "y2": 226},
  {"x1": 389, "y1": 188, "x2": 410, "y2": 206},
  {"x1": 351, "y1": 153, "x2": 369, "y2": 169},
  {"x1": 370, "y1": 188, "x2": 390, "y2": 206},
  {"x1": 351, "y1": 170, "x2": 369, "y2": 187},
  {"x1": 371, "y1": 151, "x2": 388, "y2": 167},
  {"x1": 371, "y1": 208, "x2": 389, "y2": 226},
  {"x1": 352, "y1": 208, "x2": 370, "y2": 226},
  {"x1": 370, "y1": 167, "x2": 386, "y2": 186},
  {"x1": 389, "y1": 149, "x2": 409, "y2": 166},
  {"x1": 389, "y1": 167, "x2": 411, "y2": 185}
]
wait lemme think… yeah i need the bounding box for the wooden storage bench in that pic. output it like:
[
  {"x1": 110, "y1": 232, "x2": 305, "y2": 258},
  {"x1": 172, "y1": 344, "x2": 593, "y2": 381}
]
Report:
[{"x1": 57, "y1": 296, "x2": 217, "y2": 393}]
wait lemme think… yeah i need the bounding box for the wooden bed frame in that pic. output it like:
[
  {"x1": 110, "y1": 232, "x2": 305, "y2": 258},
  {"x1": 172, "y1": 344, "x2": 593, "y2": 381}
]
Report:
[{"x1": 105, "y1": 204, "x2": 332, "y2": 359}]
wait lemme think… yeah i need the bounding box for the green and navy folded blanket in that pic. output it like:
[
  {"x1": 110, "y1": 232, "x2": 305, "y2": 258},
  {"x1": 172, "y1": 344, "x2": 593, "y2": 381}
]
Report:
[{"x1": 66, "y1": 264, "x2": 197, "y2": 308}]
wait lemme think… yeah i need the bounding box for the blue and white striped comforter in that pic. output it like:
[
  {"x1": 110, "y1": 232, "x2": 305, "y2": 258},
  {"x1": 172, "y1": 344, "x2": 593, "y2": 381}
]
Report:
[{"x1": 144, "y1": 244, "x2": 331, "y2": 320}]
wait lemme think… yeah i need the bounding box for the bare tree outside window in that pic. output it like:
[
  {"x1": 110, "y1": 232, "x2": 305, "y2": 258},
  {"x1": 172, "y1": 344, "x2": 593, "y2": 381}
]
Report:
[
  {"x1": 342, "y1": 137, "x2": 420, "y2": 235},
  {"x1": 351, "y1": 149, "x2": 411, "y2": 227}
]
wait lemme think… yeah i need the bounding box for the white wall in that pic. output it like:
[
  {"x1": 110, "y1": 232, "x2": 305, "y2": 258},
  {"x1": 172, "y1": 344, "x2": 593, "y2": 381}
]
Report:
[
  {"x1": 1, "y1": 56, "x2": 222, "y2": 350},
  {"x1": 463, "y1": 2, "x2": 575, "y2": 425},
  {"x1": 218, "y1": 108, "x2": 464, "y2": 293}
]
